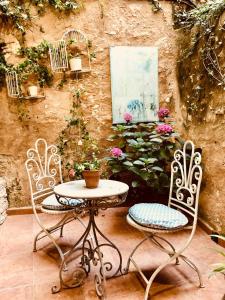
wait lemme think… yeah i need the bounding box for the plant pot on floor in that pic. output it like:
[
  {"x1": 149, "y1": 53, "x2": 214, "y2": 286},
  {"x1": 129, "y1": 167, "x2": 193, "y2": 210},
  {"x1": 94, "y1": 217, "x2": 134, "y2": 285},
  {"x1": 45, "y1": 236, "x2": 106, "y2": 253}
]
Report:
[
  {"x1": 82, "y1": 170, "x2": 100, "y2": 188},
  {"x1": 69, "y1": 57, "x2": 82, "y2": 71}
]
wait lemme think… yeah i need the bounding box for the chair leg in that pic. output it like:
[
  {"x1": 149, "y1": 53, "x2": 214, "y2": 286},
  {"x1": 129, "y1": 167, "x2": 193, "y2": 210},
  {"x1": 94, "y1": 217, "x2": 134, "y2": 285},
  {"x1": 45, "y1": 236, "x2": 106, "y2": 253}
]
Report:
[
  {"x1": 33, "y1": 228, "x2": 45, "y2": 252},
  {"x1": 125, "y1": 237, "x2": 149, "y2": 274},
  {"x1": 150, "y1": 235, "x2": 180, "y2": 265},
  {"x1": 180, "y1": 254, "x2": 204, "y2": 288},
  {"x1": 144, "y1": 254, "x2": 180, "y2": 300}
]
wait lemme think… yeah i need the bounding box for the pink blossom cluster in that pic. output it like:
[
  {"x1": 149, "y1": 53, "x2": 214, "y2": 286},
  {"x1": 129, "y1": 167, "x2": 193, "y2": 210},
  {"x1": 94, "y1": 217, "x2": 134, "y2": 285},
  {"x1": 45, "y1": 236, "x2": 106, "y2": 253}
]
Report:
[
  {"x1": 123, "y1": 112, "x2": 133, "y2": 123},
  {"x1": 111, "y1": 147, "x2": 123, "y2": 158},
  {"x1": 158, "y1": 108, "x2": 170, "y2": 119},
  {"x1": 68, "y1": 169, "x2": 75, "y2": 178},
  {"x1": 156, "y1": 124, "x2": 173, "y2": 134}
]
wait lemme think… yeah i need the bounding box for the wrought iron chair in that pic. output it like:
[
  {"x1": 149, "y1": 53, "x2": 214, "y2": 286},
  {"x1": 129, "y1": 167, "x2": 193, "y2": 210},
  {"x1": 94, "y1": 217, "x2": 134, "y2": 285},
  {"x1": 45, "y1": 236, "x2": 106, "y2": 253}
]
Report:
[
  {"x1": 25, "y1": 138, "x2": 85, "y2": 265},
  {"x1": 125, "y1": 140, "x2": 203, "y2": 299}
]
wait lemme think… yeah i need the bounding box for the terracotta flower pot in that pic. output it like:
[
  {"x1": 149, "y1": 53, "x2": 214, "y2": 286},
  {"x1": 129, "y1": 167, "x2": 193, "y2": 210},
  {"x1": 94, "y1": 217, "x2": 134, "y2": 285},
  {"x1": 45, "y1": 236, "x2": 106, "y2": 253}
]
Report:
[{"x1": 82, "y1": 170, "x2": 100, "y2": 188}]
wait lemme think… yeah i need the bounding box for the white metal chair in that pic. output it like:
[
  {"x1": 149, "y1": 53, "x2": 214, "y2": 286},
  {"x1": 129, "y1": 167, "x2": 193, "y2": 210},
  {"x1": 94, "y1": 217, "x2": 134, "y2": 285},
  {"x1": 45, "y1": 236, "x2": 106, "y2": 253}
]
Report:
[
  {"x1": 125, "y1": 140, "x2": 203, "y2": 299},
  {"x1": 25, "y1": 138, "x2": 84, "y2": 265}
]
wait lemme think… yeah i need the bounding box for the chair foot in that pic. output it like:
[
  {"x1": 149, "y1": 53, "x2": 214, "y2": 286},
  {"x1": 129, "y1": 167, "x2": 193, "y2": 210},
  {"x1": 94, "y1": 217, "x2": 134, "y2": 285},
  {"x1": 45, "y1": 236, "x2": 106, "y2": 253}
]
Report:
[{"x1": 33, "y1": 248, "x2": 37, "y2": 252}]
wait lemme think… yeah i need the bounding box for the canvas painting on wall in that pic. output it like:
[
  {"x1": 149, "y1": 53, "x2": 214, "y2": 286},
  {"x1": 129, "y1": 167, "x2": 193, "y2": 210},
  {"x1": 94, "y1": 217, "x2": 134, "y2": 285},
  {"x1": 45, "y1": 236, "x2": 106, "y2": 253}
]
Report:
[{"x1": 110, "y1": 46, "x2": 158, "y2": 124}]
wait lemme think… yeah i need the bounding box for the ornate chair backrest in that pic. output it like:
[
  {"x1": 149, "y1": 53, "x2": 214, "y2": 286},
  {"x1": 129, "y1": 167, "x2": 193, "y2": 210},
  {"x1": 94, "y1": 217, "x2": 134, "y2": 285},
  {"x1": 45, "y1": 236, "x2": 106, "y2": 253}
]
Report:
[
  {"x1": 25, "y1": 138, "x2": 63, "y2": 205},
  {"x1": 168, "y1": 141, "x2": 202, "y2": 227}
]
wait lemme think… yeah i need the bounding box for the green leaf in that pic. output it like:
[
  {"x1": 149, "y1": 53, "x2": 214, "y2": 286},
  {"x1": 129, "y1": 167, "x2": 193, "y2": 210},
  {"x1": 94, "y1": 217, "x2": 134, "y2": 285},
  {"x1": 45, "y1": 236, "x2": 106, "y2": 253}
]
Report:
[
  {"x1": 123, "y1": 161, "x2": 133, "y2": 167},
  {"x1": 132, "y1": 181, "x2": 140, "y2": 188},
  {"x1": 138, "y1": 148, "x2": 147, "y2": 152},
  {"x1": 127, "y1": 139, "x2": 138, "y2": 145},
  {"x1": 150, "y1": 138, "x2": 163, "y2": 143},
  {"x1": 133, "y1": 160, "x2": 145, "y2": 166},
  {"x1": 152, "y1": 166, "x2": 164, "y2": 172},
  {"x1": 147, "y1": 158, "x2": 158, "y2": 164}
]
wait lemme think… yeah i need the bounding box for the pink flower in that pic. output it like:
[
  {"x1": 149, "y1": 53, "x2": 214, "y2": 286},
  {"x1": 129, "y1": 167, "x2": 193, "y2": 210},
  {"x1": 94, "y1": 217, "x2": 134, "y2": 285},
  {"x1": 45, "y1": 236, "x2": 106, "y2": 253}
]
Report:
[
  {"x1": 158, "y1": 108, "x2": 170, "y2": 119},
  {"x1": 111, "y1": 147, "x2": 123, "y2": 158},
  {"x1": 156, "y1": 124, "x2": 173, "y2": 134},
  {"x1": 124, "y1": 112, "x2": 133, "y2": 123},
  {"x1": 68, "y1": 169, "x2": 75, "y2": 178}
]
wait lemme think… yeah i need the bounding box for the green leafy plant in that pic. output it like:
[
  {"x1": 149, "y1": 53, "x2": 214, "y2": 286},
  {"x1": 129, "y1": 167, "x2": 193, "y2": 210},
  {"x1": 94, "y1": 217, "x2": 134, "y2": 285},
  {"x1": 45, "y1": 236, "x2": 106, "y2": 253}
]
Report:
[
  {"x1": 69, "y1": 153, "x2": 101, "y2": 179},
  {"x1": 210, "y1": 234, "x2": 225, "y2": 277},
  {"x1": 0, "y1": 1, "x2": 31, "y2": 34},
  {"x1": 57, "y1": 84, "x2": 100, "y2": 180},
  {"x1": 174, "y1": 0, "x2": 225, "y2": 121},
  {"x1": 32, "y1": 0, "x2": 83, "y2": 13},
  {"x1": 16, "y1": 40, "x2": 53, "y2": 87},
  {"x1": 0, "y1": 1, "x2": 83, "y2": 36},
  {"x1": 106, "y1": 109, "x2": 182, "y2": 193}
]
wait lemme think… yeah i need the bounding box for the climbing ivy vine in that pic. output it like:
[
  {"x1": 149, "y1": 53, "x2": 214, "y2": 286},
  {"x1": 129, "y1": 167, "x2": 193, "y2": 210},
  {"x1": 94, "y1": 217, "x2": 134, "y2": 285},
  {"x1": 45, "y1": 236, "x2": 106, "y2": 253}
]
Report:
[
  {"x1": 0, "y1": 0, "x2": 83, "y2": 35},
  {"x1": 57, "y1": 84, "x2": 99, "y2": 178},
  {"x1": 173, "y1": 0, "x2": 225, "y2": 121}
]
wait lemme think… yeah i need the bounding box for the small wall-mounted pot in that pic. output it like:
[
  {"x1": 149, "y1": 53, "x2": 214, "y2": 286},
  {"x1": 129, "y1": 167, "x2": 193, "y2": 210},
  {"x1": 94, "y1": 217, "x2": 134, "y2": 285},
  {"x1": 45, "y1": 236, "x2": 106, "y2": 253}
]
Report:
[
  {"x1": 28, "y1": 85, "x2": 38, "y2": 97},
  {"x1": 69, "y1": 57, "x2": 82, "y2": 71}
]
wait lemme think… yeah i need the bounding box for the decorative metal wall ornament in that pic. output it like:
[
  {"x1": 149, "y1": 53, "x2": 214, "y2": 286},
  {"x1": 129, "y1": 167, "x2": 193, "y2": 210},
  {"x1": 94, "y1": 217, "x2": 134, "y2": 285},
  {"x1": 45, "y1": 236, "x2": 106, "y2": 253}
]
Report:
[
  {"x1": 0, "y1": 177, "x2": 8, "y2": 225},
  {"x1": 5, "y1": 70, "x2": 21, "y2": 98},
  {"x1": 49, "y1": 40, "x2": 68, "y2": 73},
  {"x1": 49, "y1": 29, "x2": 92, "y2": 73},
  {"x1": 63, "y1": 29, "x2": 92, "y2": 73}
]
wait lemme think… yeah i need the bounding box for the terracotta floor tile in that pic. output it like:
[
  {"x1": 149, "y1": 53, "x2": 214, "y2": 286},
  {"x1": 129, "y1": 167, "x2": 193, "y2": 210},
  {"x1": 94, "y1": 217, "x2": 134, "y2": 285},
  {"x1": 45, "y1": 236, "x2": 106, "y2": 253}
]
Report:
[
  {"x1": 0, "y1": 285, "x2": 34, "y2": 300},
  {"x1": 1, "y1": 208, "x2": 225, "y2": 299}
]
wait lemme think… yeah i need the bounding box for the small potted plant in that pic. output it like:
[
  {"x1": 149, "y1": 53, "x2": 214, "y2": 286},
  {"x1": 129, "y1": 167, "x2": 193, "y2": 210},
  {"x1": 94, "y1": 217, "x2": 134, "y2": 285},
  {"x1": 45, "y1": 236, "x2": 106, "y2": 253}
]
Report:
[
  {"x1": 67, "y1": 39, "x2": 82, "y2": 72},
  {"x1": 28, "y1": 85, "x2": 38, "y2": 97},
  {"x1": 82, "y1": 155, "x2": 101, "y2": 188},
  {"x1": 69, "y1": 154, "x2": 101, "y2": 188}
]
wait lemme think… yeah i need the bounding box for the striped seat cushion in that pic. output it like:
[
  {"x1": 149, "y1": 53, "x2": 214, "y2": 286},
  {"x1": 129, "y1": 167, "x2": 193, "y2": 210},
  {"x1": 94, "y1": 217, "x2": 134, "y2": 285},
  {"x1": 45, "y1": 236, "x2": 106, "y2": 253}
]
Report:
[
  {"x1": 42, "y1": 194, "x2": 84, "y2": 211},
  {"x1": 129, "y1": 203, "x2": 188, "y2": 230}
]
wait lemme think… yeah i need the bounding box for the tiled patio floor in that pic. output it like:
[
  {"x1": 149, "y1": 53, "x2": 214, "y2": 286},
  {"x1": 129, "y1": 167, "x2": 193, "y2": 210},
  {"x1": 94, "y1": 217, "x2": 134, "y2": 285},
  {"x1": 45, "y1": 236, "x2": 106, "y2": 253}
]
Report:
[{"x1": 0, "y1": 207, "x2": 224, "y2": 300}]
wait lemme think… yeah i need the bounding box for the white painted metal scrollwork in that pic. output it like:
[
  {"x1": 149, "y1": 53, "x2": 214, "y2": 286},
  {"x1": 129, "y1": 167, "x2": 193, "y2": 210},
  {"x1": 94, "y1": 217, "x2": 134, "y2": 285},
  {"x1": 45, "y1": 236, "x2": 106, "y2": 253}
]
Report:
[
  {"x1": 168, "y1": 140, "x2": 202, "y2": 219},
  {"x1": 6, "y1": 71, "x2": 21, "y2": 98},
  {"x1": 25, "y1": 138, "x2": 62, "y2": 201},
  {"x1": 49, "y1": 40, "x2": 68, "y2": 72}
]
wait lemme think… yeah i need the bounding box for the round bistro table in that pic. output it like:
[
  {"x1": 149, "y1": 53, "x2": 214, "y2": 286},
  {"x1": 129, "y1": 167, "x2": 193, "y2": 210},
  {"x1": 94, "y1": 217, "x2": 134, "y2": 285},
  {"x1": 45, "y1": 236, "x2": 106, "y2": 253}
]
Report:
[{"x1": 52, "y1": 179, "x2": 129, "y2": 299}]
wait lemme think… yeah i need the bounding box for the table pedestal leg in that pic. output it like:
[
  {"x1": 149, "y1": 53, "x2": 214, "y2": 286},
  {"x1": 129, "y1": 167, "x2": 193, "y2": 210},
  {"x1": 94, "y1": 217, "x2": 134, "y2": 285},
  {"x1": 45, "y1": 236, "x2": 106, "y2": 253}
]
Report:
[{"x1": 52, "y1": 208, "x2": 123, "y2": 299}]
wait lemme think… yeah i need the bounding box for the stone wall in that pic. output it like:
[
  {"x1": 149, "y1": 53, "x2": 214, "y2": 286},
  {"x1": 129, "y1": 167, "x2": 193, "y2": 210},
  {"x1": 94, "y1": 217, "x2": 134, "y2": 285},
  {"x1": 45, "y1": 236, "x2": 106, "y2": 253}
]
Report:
[
  {"x1": 0, "y1": 0, "x2": 180, "y2": 207},
  {"x1": 0, "y1": 0, "x2": 224, "y2": 233}
]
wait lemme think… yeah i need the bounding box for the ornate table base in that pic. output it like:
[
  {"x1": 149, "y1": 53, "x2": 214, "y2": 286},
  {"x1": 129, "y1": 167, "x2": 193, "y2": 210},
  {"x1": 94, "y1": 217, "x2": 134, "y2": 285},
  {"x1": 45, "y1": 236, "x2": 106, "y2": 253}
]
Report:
[{"x1": 52, "y1": 197, "x2": 126, "y2": 299}]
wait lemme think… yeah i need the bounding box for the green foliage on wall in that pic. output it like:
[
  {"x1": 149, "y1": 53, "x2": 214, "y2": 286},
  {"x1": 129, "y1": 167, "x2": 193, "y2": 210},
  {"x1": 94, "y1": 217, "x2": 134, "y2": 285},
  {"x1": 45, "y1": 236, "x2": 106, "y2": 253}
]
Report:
[
  {"x1": 173, "y1": 0, "x2": 225, "y2": 121},
  {"x1": 0, "y1": 0, "x2": 83, "y2": 34}
]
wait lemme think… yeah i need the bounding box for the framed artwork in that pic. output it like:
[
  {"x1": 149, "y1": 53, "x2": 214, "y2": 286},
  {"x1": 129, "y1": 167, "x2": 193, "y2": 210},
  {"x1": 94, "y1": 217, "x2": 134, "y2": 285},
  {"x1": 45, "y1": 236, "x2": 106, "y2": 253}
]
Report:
[{"x1": 110, "y1": 46, "x2": 158, "y2": 124}]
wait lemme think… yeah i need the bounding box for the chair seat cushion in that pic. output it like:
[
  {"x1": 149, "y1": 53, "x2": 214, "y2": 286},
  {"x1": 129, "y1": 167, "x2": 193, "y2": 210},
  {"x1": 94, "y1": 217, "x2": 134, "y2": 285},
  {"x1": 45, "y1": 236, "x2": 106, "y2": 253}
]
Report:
[
  {"x1": 129, "y1": 203, "x2": 188, "y2": 230},
  {"x1": 41, "y1": 194, "x2": 83, "y2": 211}
]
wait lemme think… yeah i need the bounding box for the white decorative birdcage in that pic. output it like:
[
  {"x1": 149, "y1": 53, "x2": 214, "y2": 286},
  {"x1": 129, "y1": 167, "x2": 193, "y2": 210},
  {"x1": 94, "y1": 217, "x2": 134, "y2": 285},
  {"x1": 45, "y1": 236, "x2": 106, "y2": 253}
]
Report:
[
  {"x1": 5, "y1": 70, "x2": 21, "y2": 98},
  {"x1": 62, "y1": 29, "x2": 87, "y2": 43},
  {"x1": 49, "y1": 40, "x2": 68, "y2": 73},
  {"x1": 62, "y1": 29, "x2": 92, "y2": 72}
]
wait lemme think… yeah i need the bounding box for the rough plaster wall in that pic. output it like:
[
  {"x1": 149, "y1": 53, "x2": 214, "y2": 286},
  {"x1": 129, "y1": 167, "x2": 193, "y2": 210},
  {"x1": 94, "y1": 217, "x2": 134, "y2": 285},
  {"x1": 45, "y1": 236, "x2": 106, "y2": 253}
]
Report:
[{"x1": 0, "y1": 0, "x2": 180, "y2": 208}]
